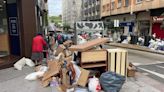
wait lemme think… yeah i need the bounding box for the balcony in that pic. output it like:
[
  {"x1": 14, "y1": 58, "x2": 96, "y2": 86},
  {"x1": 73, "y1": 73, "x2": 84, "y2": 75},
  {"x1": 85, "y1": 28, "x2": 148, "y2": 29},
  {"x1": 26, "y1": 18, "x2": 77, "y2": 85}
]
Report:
[
  {"x1": 96, "y1": 5, "x2": 100, "y2": 11},
  {"x1": 89, "y1": 0, "x2": 92, "y2": 5},
  {"x1": 84, "y1": 2, "x2": 88, "y2": 7},
  {"x1": 92, "y1": 0, "x2": 95, "y2": 4},
  {"x1": 89, "y1": 8, "x2": 92, "y2": 14},
  {"x1": 93, "y1": 7, "x2": 96, "y2": 13}
]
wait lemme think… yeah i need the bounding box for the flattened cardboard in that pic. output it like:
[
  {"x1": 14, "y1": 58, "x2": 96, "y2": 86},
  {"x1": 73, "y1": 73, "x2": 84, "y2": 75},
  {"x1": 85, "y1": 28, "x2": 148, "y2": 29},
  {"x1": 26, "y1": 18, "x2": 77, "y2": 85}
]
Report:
[
  {"x1": 69, "y1": 38, "x2": 109, "y2": 52},
  {"x1": 55, "y1": 45, "x2": 66, "y2": 56},
  {"x1": 77, "y1": 68, "x2": 90, "y2": 87},
  {"x1": 61, "y1": 68, "x2": 70, "y2": 87},
  {"x1": 42, "y1": 62, "x2": 60, "y2": 81},
  {"x1": 63, "y1": 40, "x2": 72, "y2": 47},
  {"x1": 42, "y1": 77, "x2": 52, "y2": 87},
  {"x1": 65, "y1": 56, "x2": 73, "y2": 63},
  {"x1": 64, "y1": 50, "x2": 72, "y2": 57}
]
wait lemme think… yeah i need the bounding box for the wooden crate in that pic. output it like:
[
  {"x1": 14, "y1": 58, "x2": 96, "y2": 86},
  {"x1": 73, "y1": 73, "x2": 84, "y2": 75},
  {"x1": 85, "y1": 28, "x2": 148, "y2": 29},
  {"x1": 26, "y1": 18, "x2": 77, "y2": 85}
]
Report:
[
  {"x1": 107, "y1": 49, "x2": 128, "y2": 76},
  {"x1": 80, "y1": 50, "x2": 107, "y2": 69}
]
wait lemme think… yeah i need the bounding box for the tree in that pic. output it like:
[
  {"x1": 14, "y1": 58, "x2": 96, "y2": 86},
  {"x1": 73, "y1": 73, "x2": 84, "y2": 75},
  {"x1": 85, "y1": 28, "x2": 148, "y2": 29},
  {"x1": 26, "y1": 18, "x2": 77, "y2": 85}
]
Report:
[{"x1": 63, "y1": 23, "x2": 71, "y2": 32}]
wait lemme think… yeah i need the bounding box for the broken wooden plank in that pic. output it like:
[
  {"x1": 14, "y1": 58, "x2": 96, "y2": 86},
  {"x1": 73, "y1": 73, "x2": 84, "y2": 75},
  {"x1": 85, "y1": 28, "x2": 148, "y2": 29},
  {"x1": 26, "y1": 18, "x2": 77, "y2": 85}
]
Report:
[{"x1": 69, "y1": 38, "x2": 109, "y2": 52}]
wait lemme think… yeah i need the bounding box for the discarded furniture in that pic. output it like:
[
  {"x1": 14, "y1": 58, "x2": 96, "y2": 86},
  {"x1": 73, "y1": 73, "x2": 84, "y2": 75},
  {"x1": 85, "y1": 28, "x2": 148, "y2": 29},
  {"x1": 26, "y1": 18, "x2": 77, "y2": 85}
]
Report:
[
  {"x1": 69, "y1": 38, "x2": 109, "y2": 69},
  {"x1": 69, "y1": 38, "x2": 109, "y2": 52},
  {"x1": 80, "y1": 50, "x2": 107, "y2": 69},
  {"x1": 107, "y1": 49, "x2": 128, "y2": 76}
]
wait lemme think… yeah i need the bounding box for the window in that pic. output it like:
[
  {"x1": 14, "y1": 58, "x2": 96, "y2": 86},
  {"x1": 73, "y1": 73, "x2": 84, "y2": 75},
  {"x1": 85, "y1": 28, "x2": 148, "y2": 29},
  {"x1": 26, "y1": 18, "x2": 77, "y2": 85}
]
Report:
[
  {"x1": 111, "y1": 1, "x2": 115, "y2": 10},
  {"x1": 117, "y1": 0, "x2": 122, "y2": 8},
  {"x1": 125, "y1": 0, "x2": 129, "y2": 7},
  {"x1": 102, "y1": 5, "x2": 106, "y2": 12},
  {"x1": 107, "y1": 4, "x2": 110, "y2": 11},
  {"x1": 136, "y1": 0, "x2": 143, "y2": 4}
]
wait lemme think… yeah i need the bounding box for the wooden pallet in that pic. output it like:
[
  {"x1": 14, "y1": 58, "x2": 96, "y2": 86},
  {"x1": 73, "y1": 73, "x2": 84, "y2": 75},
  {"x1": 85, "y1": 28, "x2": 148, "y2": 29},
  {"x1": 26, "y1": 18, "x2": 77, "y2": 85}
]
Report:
[{"x1": 107, "y1": 49, "x2": 128, "y2": 76}]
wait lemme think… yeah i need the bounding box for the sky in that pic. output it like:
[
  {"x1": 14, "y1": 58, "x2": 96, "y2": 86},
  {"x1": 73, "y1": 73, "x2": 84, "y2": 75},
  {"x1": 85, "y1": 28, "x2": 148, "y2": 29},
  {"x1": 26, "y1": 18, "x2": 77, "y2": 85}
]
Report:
[{"x1": 48, "y1": 0, "x2": 62, "y2": 16}]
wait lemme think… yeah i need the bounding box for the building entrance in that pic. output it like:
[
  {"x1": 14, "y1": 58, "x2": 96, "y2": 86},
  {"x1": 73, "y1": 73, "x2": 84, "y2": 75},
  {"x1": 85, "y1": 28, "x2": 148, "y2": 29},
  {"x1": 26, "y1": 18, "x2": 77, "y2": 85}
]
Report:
[{"x1": 0, "y1": 0, "x2": 9, "y2": 57}]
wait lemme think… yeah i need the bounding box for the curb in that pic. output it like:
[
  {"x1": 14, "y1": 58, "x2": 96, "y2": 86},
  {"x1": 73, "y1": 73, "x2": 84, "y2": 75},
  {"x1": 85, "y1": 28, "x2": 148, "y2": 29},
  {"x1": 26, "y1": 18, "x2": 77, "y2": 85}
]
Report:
[{"x1": 106, "y1": 43, "x2": 164, "y2": 55}]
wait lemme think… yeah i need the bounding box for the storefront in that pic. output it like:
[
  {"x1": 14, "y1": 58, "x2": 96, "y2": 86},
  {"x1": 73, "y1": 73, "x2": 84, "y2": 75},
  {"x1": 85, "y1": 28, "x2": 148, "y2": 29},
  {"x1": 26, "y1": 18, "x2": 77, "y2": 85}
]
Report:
[
  {"x1": 136, "y1": 11, "x2": 151, "y2": 36},
  {"x1": 152, "y1": 16, "x2": 164, "y2": 39},
  {"x1": 0, "y1": 0, "x2": 20, "y2": 56},
  {"x1": 150, "y1": 8, "x2": 164, "y2": 39},
  {"x1": 0, "y1": 0, "x2": 48, "y2": 57},
  {"x1": 119, "y1": 22, "x2": 134, "y2": 35},
  {"x1": 103, "y1": 14, "x2": 136, "y2": 35}
]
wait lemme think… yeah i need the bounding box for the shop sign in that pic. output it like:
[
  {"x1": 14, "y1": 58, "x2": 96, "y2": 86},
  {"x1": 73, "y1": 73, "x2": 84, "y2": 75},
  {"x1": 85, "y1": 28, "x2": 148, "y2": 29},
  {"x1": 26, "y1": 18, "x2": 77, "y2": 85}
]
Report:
[
  {"x1": 153, "y1": 16, "x2": 164, "y2": 22},
  {"x1": 9, "y1": 17, "x2": 18, "y2": 36},
  {"x1": 119, "y1": 22, "x2": 134, "y2": 27},
  {"x1": 76, "y1": 21, "x2": 104, "y2": 30}
]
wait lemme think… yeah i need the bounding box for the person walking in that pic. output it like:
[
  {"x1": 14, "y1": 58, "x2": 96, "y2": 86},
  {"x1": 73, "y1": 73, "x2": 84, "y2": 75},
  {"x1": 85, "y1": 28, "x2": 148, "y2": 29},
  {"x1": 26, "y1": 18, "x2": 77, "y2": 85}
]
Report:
[
  {"x1": 49, "y1": 32, "x2": 56, "y2": 51},
  {"x1": 31, "y1": 32, "x2": 47, "y2": 65}
]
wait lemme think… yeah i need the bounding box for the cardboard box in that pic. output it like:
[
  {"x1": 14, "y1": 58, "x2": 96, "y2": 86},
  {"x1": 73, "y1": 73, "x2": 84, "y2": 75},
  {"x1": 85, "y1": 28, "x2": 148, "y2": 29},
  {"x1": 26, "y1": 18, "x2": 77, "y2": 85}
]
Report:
[
  {"x1": 55, "y1": 45, "x2": 66, "y2": 56},
  {"x1": 65, "y1": 56, "x2": 73, "y2": 63},
  {"x1": 127, "y1": 66, "x2": 136, "y2": 77},
  {"x1": 63, "y1": 40, "x2": 72, "y2": 47},
  {"x1": 77, "y1": 68, "x2": 90, "y2": 87},
  {"x1": 42, "y1": 61, "x2": 61, "y2": 81},
  {"x1": 64, "y1": 50, "x2": 72, "y2": 57},
  {"x1": 42, "y1": 77, "x2": 52, "y2": 87},
  {"x1": 61, "y1": 68, "x2": 71, "y2": 87}
]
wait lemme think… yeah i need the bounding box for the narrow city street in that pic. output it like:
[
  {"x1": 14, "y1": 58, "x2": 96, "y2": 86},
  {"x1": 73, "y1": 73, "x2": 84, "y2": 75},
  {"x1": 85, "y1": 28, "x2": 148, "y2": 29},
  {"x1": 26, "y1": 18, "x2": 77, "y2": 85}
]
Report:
[{"x1": 1, "y1": 0, "x2": 164, "y2": 92}]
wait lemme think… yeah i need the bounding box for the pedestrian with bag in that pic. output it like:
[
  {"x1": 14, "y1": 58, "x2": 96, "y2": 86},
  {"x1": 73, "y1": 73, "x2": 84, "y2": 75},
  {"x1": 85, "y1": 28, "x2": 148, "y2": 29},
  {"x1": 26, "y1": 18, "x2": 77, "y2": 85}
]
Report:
[{"x1": 31, "y1": 32, "x2": 47, "y2": 65}]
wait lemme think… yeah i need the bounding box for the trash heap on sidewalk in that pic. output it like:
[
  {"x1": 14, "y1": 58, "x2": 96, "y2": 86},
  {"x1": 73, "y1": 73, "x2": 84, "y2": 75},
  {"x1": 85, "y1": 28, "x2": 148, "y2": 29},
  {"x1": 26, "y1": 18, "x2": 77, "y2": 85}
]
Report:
[{"x1": 13, "y1": 38, "x2": 137, "y2": 92}]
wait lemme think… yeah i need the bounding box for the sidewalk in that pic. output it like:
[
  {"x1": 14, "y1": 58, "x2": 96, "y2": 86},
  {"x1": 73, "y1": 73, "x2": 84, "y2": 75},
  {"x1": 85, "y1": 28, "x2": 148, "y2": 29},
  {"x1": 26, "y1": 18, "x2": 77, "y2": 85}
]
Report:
[
  {"x1": 0, "y1": 66, "x2": 163, "y2": 92},
  {"x1": 108, "y1": 43, "x2": 164, "y2": 55}
]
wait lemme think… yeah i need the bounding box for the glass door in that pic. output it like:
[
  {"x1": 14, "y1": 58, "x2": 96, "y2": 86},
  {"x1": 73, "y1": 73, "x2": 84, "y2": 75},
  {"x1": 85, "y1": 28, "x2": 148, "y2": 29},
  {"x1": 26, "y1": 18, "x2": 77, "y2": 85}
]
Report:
[{"x1": 0, "y1": 0, "x2": 9, "y2": 57}]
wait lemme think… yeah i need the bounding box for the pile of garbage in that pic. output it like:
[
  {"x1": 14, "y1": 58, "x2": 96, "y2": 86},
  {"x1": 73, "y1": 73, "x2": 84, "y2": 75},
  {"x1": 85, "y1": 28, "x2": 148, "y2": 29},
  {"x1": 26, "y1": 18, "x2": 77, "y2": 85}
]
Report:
[
  {"x1": 148, "y1": 38, "x2": 164, "y2": 51},
  {"x1": 13, "y1": 40, "x2": 126, "y2": 92}
]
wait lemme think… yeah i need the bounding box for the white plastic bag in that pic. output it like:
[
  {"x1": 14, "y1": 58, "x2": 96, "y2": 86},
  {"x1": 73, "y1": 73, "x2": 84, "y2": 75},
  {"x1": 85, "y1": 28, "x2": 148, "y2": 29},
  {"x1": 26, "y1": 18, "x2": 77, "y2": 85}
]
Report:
[
  {"x1": 14, "y1": 57, "x2": 26, "y2": 70},
  {"x1": 88, "y1": 77, "x2": 101, "y2": 92},
  {"x1": 72, "y1": 64, "x2": 81, "y2": 83},
  {"x1": 39, "y1": 66, "x2": 48, "y2": 72},
  {"x1": 25, "y1": 72, "x2": 44, "y2": 81},
  {"x1": 25, "y1": 58, "x2": 35, "y2": 67}
]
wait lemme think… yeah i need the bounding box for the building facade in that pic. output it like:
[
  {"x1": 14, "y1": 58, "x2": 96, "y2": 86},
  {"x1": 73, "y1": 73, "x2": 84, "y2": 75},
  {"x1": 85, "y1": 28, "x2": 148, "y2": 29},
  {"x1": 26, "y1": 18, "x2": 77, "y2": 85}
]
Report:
[
  {"x1": 62, "y1": 0, "x2": 82, "y2": 27},
  {"x1": 0, "y1": 0, "x2": 48, "y2": 58},
  {"x1": 81, "y1": 0, "x2": 101, "y2": 21},
  {"x1": 101, "y1": 0, "x2": 164, "y2": 38}
]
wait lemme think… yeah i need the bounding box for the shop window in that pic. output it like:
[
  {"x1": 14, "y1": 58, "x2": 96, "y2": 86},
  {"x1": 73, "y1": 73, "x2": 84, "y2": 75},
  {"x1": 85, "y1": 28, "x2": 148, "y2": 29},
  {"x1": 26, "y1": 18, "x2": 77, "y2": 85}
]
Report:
[
  {"x1": 125, "y1": 0, "x2": 129, "y2": 7},
  {"x1": 136, "y1": 0, "x2": 143, "y2": 4},
  {"x1": 117, "y1": 0, "x2": 122, "y2": 8},
  {"x1": 139, "y1": 21, "x2": 150, "y2": 36}
]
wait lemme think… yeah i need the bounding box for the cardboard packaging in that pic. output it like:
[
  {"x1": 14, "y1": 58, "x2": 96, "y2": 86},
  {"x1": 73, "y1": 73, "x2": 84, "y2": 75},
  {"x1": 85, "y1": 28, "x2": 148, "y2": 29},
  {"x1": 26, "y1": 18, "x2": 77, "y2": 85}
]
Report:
[
  {"x1": 77, "y1": 68, "x2": 90, "y2": 87},
  {"x1": 55, "y1": 45, "x2": 66, "y2": 56},
  {"x1": 127, "y1": 63, "x2": 137, "y2": 77}
]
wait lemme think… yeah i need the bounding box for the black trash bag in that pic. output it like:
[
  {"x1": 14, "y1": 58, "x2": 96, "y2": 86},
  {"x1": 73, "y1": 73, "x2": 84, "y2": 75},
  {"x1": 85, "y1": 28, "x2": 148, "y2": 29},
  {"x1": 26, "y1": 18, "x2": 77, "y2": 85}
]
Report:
[{"x1": 100, "y1": 72, "x2": 125, "y2": 92}]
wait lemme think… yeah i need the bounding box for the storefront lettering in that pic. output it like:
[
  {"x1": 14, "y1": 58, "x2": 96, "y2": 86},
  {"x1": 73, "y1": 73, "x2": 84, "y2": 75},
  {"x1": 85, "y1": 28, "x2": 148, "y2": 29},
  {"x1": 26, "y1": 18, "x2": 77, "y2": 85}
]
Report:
[
  {"x1": 9, "y1": 17, "x2": 18, "y2": 36},
  {"x1": 153, "y1": 16, "x2": 164, "y2": 22}
]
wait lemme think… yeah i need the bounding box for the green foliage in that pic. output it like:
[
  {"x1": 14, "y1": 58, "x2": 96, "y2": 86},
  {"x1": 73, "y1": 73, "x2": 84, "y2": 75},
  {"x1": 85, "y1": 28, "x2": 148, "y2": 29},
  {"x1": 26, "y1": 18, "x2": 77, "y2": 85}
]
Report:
[
  {"x1": 63, "y1": 23, "x2": 71, "y2": 32},
  {"x1": 48, "y1": 16, "x2": 62, "y2": 24}
]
